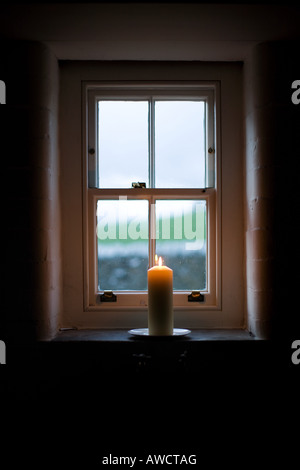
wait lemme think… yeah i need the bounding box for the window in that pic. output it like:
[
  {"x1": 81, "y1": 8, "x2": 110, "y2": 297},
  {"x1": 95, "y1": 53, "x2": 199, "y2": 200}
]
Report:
[{"x1": 84, "y1": 82, "x2": 219, "y2": 310}]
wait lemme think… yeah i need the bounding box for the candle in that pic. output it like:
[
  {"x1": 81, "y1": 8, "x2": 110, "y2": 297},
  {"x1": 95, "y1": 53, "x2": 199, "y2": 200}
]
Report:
[{"x1": 147, "y1": 256, "x2": 173, "y2": 336}]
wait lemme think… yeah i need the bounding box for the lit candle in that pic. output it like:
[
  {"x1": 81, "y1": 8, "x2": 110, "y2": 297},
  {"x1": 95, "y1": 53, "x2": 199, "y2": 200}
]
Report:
[{"x1": 147, "y1": 256, "x2": 173, "y2": 336}]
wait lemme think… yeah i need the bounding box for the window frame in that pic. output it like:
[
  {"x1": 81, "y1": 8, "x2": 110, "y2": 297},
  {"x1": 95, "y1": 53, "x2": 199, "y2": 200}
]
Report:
[{"x1": 83, "y1": 81, "x2": 221, "y2": 313}]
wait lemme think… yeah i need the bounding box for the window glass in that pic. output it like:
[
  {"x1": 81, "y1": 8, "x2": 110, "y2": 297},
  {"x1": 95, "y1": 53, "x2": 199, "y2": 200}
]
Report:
[
  {"x1": 98, "y1": 101, "x2": 149, "y2": 188},
  {"x1": 155, "y1": 101, "x2": 205, "y2": 188},
  {"x1": 155, "y1": 200, "x2": 207, "y2": 290},
  {"x1": 96, "y1": 199, "x2": 149, "y2": 290},
  {"x1": 89, "y1": 89, "x2": 214, "y2": 302}
]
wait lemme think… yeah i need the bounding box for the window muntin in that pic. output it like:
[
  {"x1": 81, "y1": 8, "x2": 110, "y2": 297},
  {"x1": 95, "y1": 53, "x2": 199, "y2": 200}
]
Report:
[{"x1": 86, "y1": 83, "x2": 217, "y2": 309}]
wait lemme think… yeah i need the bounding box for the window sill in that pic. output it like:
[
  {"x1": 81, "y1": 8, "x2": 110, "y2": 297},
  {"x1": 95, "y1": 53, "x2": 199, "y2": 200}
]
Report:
[
  {"x1": 50, "y1": 328, "x2": 266, "y2": 374},
  {"x1": 48, "y1": 328, "x2": 284, "y2": 377},
  {"x1": 8, "y1": 329, "x2": 289, "y2": 397},
  {"x1": 52, "y1": 328, "x2": 255, "y2": 342}
]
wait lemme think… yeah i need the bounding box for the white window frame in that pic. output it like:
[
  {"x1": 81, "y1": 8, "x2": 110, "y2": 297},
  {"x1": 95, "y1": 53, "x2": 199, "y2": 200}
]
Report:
[{"x1": 83, "y1": 82, "x2": 221, "y2": 314}]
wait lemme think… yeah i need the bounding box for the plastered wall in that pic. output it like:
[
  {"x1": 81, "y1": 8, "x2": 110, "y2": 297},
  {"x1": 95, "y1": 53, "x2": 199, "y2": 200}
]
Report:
[
  {"x1": 244, "y1": 42, "x2": 300, "y2": 339},
  {"x1": 4, "y1": 41, "x2": 62, "y2": 341}
]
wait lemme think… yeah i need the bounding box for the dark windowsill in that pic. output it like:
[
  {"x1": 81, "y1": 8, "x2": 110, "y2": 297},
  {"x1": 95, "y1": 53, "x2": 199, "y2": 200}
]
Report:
[
  {"x1": 7, "y1": 329, "x2": 291, "y2": 386},
  {"x1": 52, "y1": 328, "x2": 255, "y2": 342},
  {"x1": 48, "y1": 328, "x2": 286, "y2": 375}
]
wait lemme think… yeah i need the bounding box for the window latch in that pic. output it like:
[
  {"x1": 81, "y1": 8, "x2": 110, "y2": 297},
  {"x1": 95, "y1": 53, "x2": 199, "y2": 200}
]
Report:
[
  {"x1": 132, "y1": 182, "x2": 146, "y2": 188},
  {"x1": 188, "y1": 291, "x2": 205, "y2": 302},
  {"x1": 100, "y1": 291, "x2": 117, "y2": 302}
]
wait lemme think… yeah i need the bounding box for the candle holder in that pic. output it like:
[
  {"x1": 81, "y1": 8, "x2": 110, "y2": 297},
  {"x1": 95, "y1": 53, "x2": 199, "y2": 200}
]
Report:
[{"x1": 128, "y1": 328, "x2": 191, "y2": 338}]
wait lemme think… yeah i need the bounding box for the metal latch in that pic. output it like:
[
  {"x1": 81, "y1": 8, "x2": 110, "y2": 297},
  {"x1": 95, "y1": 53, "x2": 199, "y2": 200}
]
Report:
[
  {"x1": 188, "y1": 291, "x2": 205, "y2": 302},
  {"x1": 100, "y1": 291, "x2": 117, "y2": 302},
  {"x1": 132, "y1": 182, "x2": 146, "y2": 188}
]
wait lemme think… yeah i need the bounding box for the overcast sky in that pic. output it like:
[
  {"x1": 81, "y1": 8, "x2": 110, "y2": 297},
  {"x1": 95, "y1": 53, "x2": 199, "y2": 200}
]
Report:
[{"x1": 98, "y1": 100, "x2": 205, "y2": 188}]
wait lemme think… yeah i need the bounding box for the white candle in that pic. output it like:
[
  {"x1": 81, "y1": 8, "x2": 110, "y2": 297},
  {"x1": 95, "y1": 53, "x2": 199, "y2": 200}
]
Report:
[{"x1": 147, "y1": 256, "x2": 173, "y2": 336}]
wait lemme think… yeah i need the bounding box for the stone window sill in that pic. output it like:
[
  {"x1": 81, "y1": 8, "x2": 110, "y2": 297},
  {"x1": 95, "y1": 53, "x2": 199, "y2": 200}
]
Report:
[{"x1": 52, "y1": 328, "x2": 255, "y2": 342}]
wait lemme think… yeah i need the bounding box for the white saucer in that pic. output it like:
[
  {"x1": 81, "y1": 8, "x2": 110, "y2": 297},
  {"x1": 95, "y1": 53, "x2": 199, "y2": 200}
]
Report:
[{"x1": 128, "y1": 328, "x2": 191, "y2": 338}]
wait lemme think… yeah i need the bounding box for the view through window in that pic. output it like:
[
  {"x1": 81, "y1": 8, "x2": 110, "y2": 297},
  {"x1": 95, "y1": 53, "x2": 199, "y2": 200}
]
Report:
[
  {"x1": 96, "y1": 198, "x2": 207, "y2": 291},
  {"x1": 97, "y1": 100, "x2": 206, "y2": 188}
]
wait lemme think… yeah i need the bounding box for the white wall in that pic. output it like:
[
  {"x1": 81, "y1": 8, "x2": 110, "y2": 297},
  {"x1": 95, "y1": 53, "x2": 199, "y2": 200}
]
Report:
[{"x1": 244, "y1": 41, "x2": 300, "y2": 339}]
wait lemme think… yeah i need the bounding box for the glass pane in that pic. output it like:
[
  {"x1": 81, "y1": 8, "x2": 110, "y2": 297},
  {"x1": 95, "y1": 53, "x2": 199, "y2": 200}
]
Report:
[
  {"x1": 98, "y1": 101, "x2": 148, "y2": 188},
  {"x1": 96, "y1": 199, "x2": 148, "y2": 291},
  {"x1": 155, "y1": 200, "x2": 206, "y2": 290},
  {"x1": 155, "y1": 101, "x2": 205, "y2": 188}
]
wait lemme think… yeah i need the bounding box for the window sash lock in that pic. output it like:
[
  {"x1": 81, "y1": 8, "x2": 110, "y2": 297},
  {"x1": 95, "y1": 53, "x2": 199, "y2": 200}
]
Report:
[
  {"x1": 188, "y1": 291, "x2": 205, "y2": 302},
  {"x1": 100, "y1": 291, "x2": 117, "y2": 302},
  {"x1": 132, "y1": 182, "x2": 146, "y2": 188}
]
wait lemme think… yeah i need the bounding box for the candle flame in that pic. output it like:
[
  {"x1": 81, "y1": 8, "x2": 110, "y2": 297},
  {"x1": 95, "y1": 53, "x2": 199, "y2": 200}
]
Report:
[
  {"x1": 158, "y1": 256, "x2": 163, "y2": 267},
  {"x1": 155, "y1": 254, "x2": 158, "y2": 265}
]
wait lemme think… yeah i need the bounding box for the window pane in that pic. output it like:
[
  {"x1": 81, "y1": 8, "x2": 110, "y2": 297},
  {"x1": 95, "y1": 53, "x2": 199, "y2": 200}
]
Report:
[
  {"x1": 98, "y1": 101, "x2": 148, "y2": 188},
  {"x1": 96, "y1": 199, "x2": 148, "y2": 291},
  {"x1": 155, "y1": 101, "x2": 205, "y2": 188},
  {"x1": 155, "y1": 200, "x2": 206, "y2": 290}
]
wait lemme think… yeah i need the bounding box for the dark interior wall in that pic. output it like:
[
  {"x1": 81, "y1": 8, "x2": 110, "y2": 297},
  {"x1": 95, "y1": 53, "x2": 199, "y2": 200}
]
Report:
[
  {"x1": 2, "y1": 41, "x2": 62, "y2": 342},
  {"x1": 245, "y1": 41, "x2": 300, "y2": 340}
]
